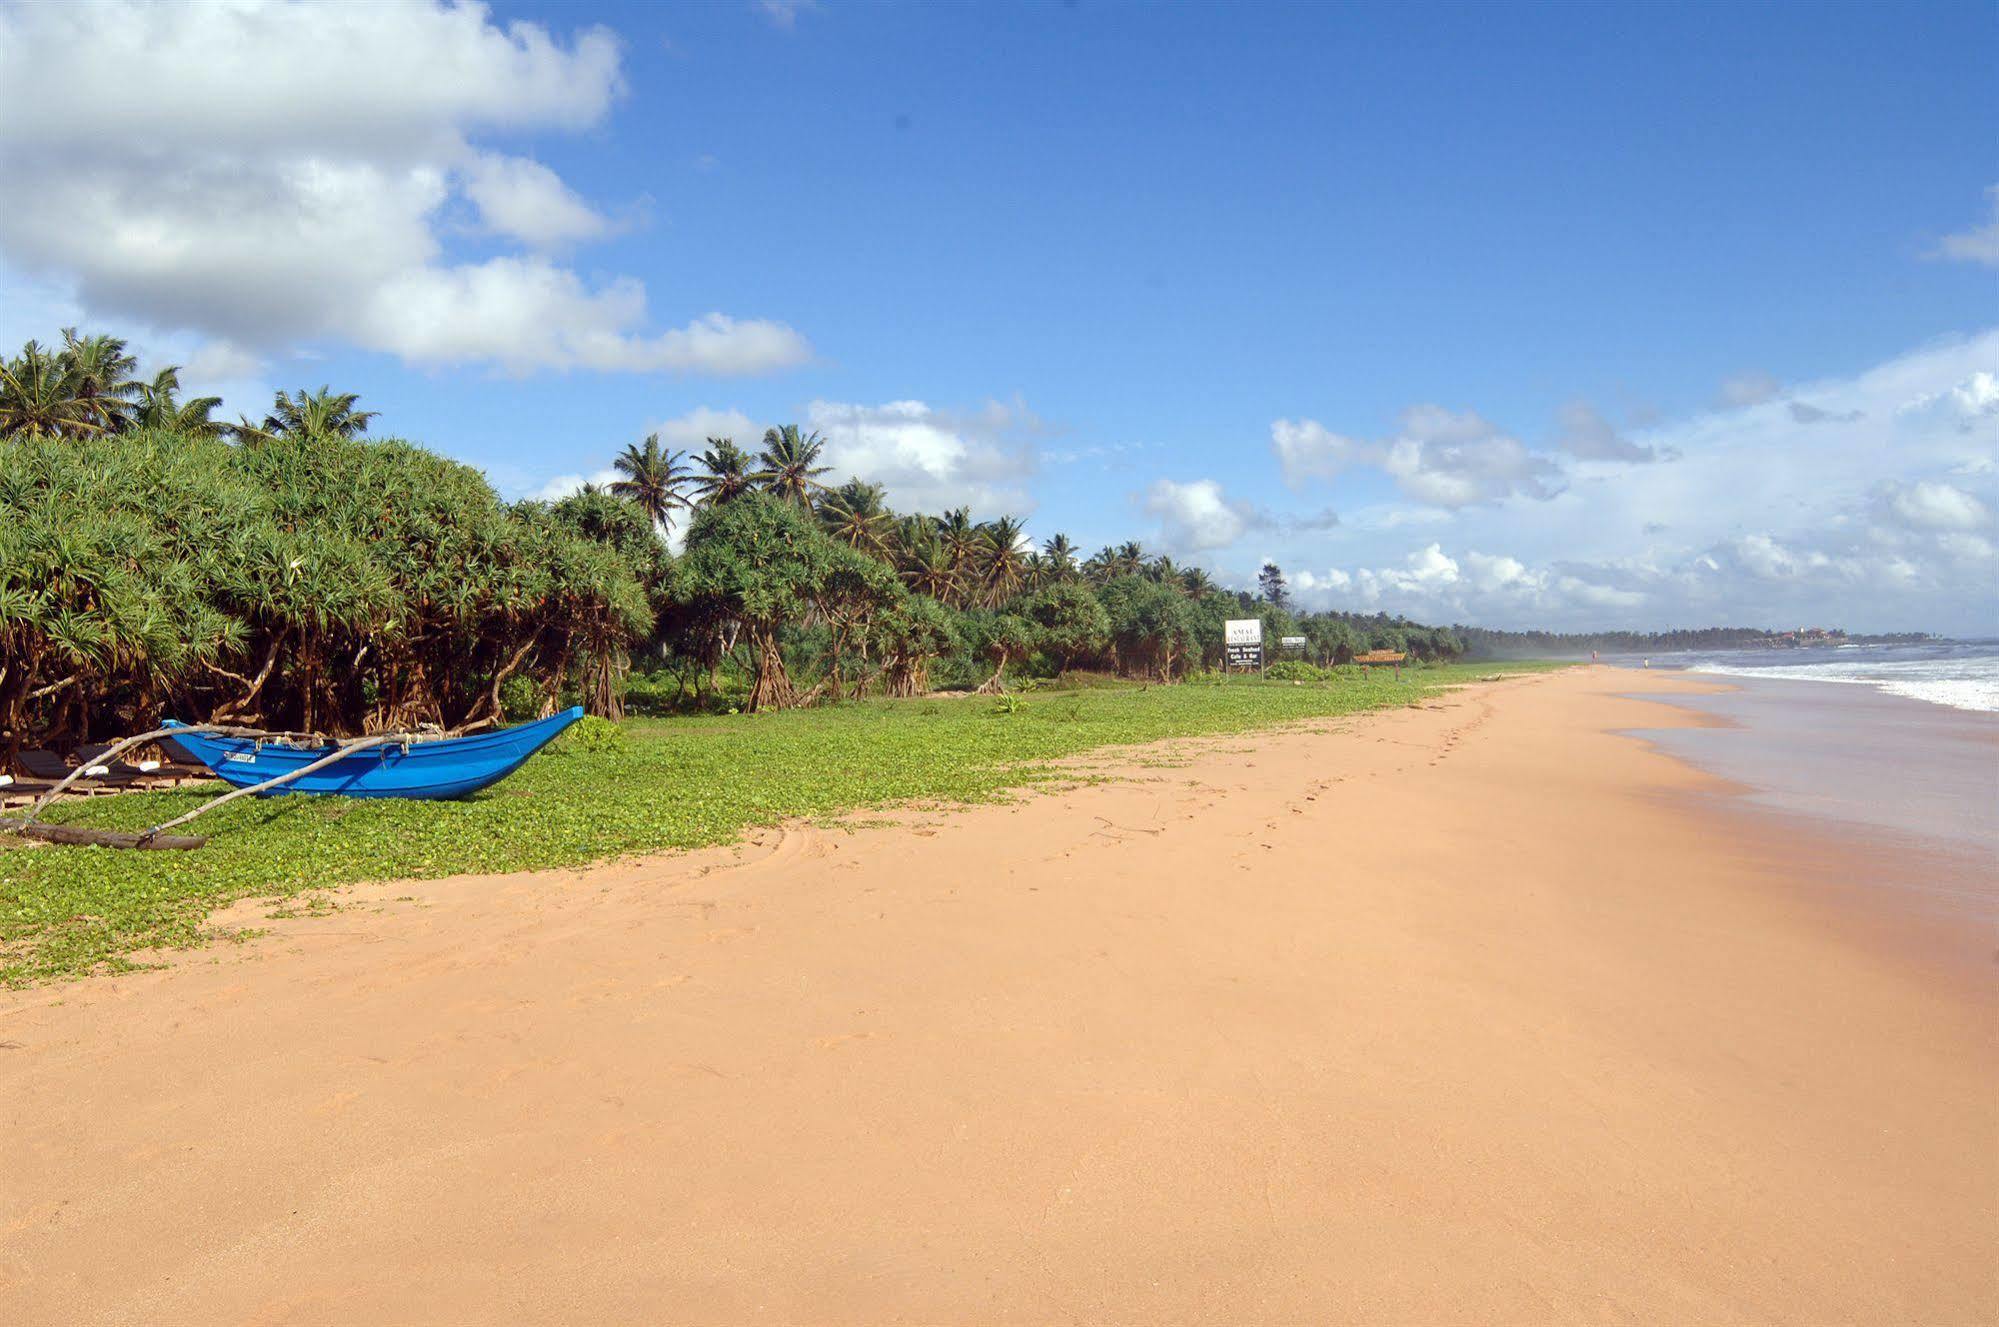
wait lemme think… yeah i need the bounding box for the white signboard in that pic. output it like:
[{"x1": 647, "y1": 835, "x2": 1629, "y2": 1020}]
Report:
[
  {"x1": 1280, "y1": 636, "x2": 1307, "y2": 650},
  {"x1": 1223, "y1": 619, "x2": 1264, "y2": 672}
]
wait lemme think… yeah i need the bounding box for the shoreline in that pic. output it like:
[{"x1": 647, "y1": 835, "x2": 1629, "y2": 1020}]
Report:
[{"x1": 2, "y1": 668, "x2": 1993, "y2": 1323}]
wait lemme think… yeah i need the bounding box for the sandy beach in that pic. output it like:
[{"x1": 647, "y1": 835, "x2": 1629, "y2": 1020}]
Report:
[{"x1": 1, "y1": 667, "x2": 1993, "y2": 1325}]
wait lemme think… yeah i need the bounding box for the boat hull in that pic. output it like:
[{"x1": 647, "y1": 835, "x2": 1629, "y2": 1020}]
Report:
[{"x1": 162, "y1": 708, "x2": 584, "y2": 800}]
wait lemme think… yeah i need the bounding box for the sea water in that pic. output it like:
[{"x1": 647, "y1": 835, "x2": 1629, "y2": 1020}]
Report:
[
  {"x1": 1675, "y1": 639, "x2": 1999, "y2": 715},
  {"x1": 1614, "y1": 645, "x2": 1999, "y2": 921}
]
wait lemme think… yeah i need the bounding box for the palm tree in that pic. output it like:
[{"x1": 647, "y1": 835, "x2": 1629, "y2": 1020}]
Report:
[
  {"x1": 1112, "y1": 540, "x2": 1146, "y2": 578},
  {"x1": 691, "y1": 437, "x2": 756, "y2": 505},
  {"x1": 937, "y1": 507, "x2": 980, "y2": 567},
  {"x1": 263, "y1": 386, "x2": 378, "y2": 439},
  {"x1": 979, "y1": 515, "x2": 1030, "y2": 606},
  {"x1": 609, "y1": 433, "x2": 691, "y2": 532},
  {"x1": 756, "y1": 424, "x2": 830, "y2": 507},
  {"x1": 819, "y1": 479, "x2": 892, "y2": 555},
  {"x1": 229, "y1": 414, "x2": 276, "y2": 445},
  {"x1": 58, "y1": 328, "x2": 140, "y2": 433},
  {"x1": 1042, "y1": 533, "x2": 1078, "y2": 580},
  {"x1": 1082, "y1": 545, "x2": 1117, "y2": 585},
  {"x1": 899, "y1": 534, "x2": 960, "y2": 601},
  {"x1": 1021, "y1": 551, "x2": 1049, "y2": 590},
  {"x1": 0, "y1": 341, "x2": 106, "y2": 439},
  {"x1": 131, "y1": 367, "x2": 226, "y2": 439},
  {"x1": 1180, "y1": 565, "x2": 1216, "y2": 597}
]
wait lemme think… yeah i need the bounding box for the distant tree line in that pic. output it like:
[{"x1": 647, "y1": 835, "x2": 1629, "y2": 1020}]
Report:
[
  {"x1": 1449, "y1": 625, "x2": 1921, "y2": 659},
  {"x1": 1, "y1": 328, "x2": 1473, "y2": 755}
]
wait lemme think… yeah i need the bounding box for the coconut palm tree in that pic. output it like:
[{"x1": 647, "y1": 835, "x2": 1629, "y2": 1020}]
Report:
[
  {"x1": 0, "y1": 341, "x2": 106, "y2": 439},
  {"x1": 131, "y1": 367, "x2": 227, "y2": 439},
  {"x1": 979, "y1": 515, "x2": 1030, "y2": 606},
  {"x1": 819, "y1": 479, "x2": 892, "y2": 555},
  {"x1": 58, "y1": 328, "x2": 141, "y2": 433},
  {"x1": 1180, "y1": 565, "x2": 1216, "y2": 597},
  {"x1": 609, "y1": 433, "x2": 691, "y2": 532},
  {"x1": 1082, "y1": 545, "x2": 1117, "y2": 585},
  {"x1": 691, "y1": 437, "x2": 756, "y2": 505},
  {"x1": 756, "y1": 424, "x2": 830, "y2": 507},
  {"x1": 898, "y1": 534, "x2": 960, "y2": 602},
  {"x1": 1112, "y1": 540, "x2": 1146, "y2": 578},
  {"x1": 1042, "y1": 533, "x2": 1078, "y2": 580},
  {"x1": 263, "y1": 386, "x2": 378, "y2": 439}
]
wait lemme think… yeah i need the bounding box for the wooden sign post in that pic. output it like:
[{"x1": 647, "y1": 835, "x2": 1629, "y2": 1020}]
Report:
[
  {"x1": 1355, "y1": 649, "x2": 1407, "y2": 680},
  {"x1": 1224, "y1": 619, "x2": 1264, "y2": 675}
]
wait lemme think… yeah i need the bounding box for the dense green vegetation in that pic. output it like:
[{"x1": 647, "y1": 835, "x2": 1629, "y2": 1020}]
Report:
[
  {"x1": 2, "y1": 327, "x2": 1470, "y2": 761},
  {"x1": 0, "y1": 664, "x2": 1551, "y2": 984}
]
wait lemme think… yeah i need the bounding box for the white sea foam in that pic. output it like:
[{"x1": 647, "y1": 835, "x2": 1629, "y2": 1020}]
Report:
[{"x1": 1690, "y1": 653, "x2": 1999, "y2": 714}]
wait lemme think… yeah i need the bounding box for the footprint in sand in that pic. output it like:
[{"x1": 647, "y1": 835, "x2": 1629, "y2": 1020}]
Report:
[{"x1": 815, "y1": 1031, "x2": 878, "y2": 1050}]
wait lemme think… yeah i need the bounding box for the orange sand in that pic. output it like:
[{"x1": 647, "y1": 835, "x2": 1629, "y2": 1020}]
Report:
[{"x1": 2, "y1": 668, "x2": 1993, "y2": 1324}]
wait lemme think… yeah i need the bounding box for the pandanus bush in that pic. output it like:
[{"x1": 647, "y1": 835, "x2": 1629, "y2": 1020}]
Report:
[{"x1": 0, "y1": 429, "x2": 661, "y2": 753}]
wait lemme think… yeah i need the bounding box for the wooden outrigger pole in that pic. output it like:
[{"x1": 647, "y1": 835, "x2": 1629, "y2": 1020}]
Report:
[{"x1": 0, "y1": 726, "x2": 413, "y2": 851}]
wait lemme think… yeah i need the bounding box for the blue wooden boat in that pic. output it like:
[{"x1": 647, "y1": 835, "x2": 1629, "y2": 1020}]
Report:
[{"x1": 162, "y1": 708, "x2": 584, "y2": 800}]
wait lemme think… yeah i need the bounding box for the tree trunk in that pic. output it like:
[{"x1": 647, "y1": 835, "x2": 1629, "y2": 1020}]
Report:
[
  {"x1": 974, "y1": 648, "x2": 1010, "y2": 695},
  {"x1": 744, "y1": 627, "x2": 796, "y2": 712}
]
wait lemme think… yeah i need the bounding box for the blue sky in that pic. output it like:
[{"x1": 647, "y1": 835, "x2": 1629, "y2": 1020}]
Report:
[{"x1": 2, "y1": 0, "x2": 1994, "y2": 631}]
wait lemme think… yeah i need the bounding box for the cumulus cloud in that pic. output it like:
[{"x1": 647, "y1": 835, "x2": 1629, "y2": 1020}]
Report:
[
  {"x1": 1271, "y1": 418, "x2": 1367, "y2": 487},
  {"x1": 1879, "y1": 480, "x2": 1992, "y2": 532},
  {"x1": 461, "y1": 153, "x2": 612, "y2": 248},
  {"x1": 1271, "y1": 406, "x2": 1561, "y2": 508},
  {"x1": 0, "y1": 0, "x2": 807, "y2": 377},
  {"x1": 1266, "y1": 331, "x2": 1999, "y2": 634},
  {"x1": 646, "y1": 406, "x2": 760, "y2": 450},
  {"x1": 804, "y1": 398, "x2": 1040, "y2": 515},
  {"x1": 1299, "y1": 543, "x2": 1643, "y2": 621},
  {"x1": 1142, "y1": 478, "x2": 1259, "y2": 552},
  {"x1": 1933, "y1": 185, "x2": 1999, "y2": 267},
  {"x1": 1381, "y1": 406, "x2": 1564, "y2": 507}
]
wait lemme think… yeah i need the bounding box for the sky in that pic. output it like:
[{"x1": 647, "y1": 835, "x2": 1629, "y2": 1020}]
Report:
[{"x1": 1, "y1": 0, "x2": 1994, "y2": 634}]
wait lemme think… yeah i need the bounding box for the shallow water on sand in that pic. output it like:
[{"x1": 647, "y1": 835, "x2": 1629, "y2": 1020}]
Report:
[{"x1": 1626, "y1": 674, "x2": 1998, "y2": 922}]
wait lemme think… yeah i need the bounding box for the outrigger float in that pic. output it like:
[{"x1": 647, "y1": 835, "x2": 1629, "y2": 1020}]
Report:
[{"x1": 0, "y1": 707, "x2": 583, "y2": 851}]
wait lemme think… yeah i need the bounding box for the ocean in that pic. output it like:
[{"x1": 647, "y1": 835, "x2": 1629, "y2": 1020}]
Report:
[
  {"x1": 1667, "y1": 638, "x2": 1999, "y2": 715},
  {"x1": 1612, "y1": 642, "x2": 1998, "y2": 922}
]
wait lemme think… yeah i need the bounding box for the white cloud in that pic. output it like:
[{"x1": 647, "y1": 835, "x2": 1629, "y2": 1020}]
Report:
[
  {"x1": 462, "y1": 153, "x2": 611, "y2": 248},
  {"x1": 755, "y1": 0, "x2": 820, "y2": 30},
  {"x1": 1262, "y1": 332, "x2": 1999, "y2": 634},
  {"x1": 1271, "y1": 418, "x2": 1366, "y2": 487},
  {"x1": 181, "y1": 340, "x2": 265, "y2": 382},
  {"x1": 1142, "y1": 478, "x2": 1257, "y2": 552},
  {"x1": 804, "y1": 398, "x2": 1040, "y2": 515},
  {"x1": 1381, "y1": 406, "x2": 1563, "y2": 507},
  {"x1": 1933, "y1": 185, "x2": 1999, "y2": 267},
  {"x1": 0, "y1": 0, "x2": 806, "y2": 377},
  {"x1": 362, "y1": 264, "x2": 809, "y2": 375},
  {"x1": 530, "y1": 467, "x2": 621, "y2": 502},
  {"x1": 1951, "y1": 370, "x2": 1999, "y2": 417},
  {"x1": 646, "y1": 406, "x2": 759, "y2": 450},
  {"x1": 1881, "y1": 480, "x2": 1991, "y2": 532},
  {"x1": 1271, "y1": 406, "x2": 1561, "y2": 509}
]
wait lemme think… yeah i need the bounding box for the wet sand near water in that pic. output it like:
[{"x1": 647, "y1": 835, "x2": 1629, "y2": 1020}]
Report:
[{"x1": 2, "y1": 668, "x2": 1993, "y2": 1324}]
